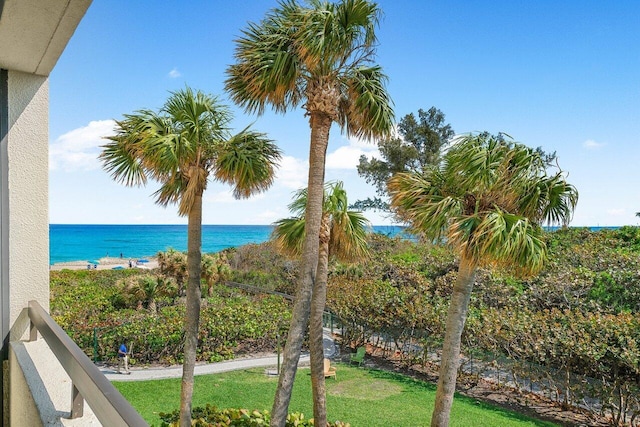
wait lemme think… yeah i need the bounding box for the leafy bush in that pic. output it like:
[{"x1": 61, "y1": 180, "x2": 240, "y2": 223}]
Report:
[
  {"x1": 51, "y1": 270, "x2": 292, "y2": 364},
  {"x1": 157, "y1": 404, "x2": 350, "y2": 427},
  {"x1": 52, "y1": 228, "x2": 640, "y2": 423}
]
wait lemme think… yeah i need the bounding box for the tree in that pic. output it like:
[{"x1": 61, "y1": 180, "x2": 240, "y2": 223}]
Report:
[
  {"x1": 100, "y1": 87, "x2": 281, "y2": 427},
  {"x1": 355, "y1": 107, "x2": 454, "y2": 212},
  {"x1": 157, "y1": 248, "x2": 188, "y2": 295},
  {"x1": 122, "y1": 274, "x2": 176, "y2": 313},
  {"x1": 388, "y1": 133, "x2": 578, "y2": 426},
  {"x1": 201, "y1": 252, "x2": 231, "y2": 296},
  {"x1": 158, "y1": 249, "x2": 231, "y2": 297},
  {"x1": 272, "y1": 181, "x2": 369, "y2": 426},
  {"x1": 225, "y1": 1, "x2": 393, "y2": 424}
]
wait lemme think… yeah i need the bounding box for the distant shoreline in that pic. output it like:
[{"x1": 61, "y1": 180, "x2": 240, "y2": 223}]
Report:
[
  {"x1": 48, "y1": 225, "x2": 624, "y2": 267},
  {"x1": 50, "y1": 256, "x2": 159, "y2": 271}
]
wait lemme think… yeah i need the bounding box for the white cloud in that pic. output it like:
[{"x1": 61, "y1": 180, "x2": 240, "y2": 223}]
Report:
[
  {"x1": 275, "y1": 155, "x2": 308, "y2": 189},
  {"x1": 168, "y1": 68, "x2": 181, "y2": 78},
  {"x1": 606, "y1": 208, "x2": 625, "y2": 216},
  {"x1": 326, "y1": 137, "x2": 380, "y2": 170},
  {"x1": 206, "y1": 190, "x2": 235, "y2": 203},
  {"x1": 253, "y1": 209, "x2": 281, "y2": 223},
  {"x1": 50, "y1": 120, "x2": 116, "y2": 172},
  {"x1": 342, "y1": 134, "x2": 382, "y2": 150},
  {"x1": 583, "y1": 139, "x2": 604, "y2": 149},
  {"x1": 205, "y1": 189, "x2": 267, "y2": 203}
]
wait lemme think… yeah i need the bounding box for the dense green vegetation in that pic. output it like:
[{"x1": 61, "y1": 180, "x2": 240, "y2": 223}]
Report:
[
  {"x1": 114, "y1": 365, "x2": 556, "y2": 427},
  {"x1": 232, "y1": 227, "x2": 640, "y2": 425},
  {"x1": 51, "y1": 227, "x2": 640, "y2": 424},
  {"x1": 50, "y1": 270, "x2": 290, "y2": 365}
]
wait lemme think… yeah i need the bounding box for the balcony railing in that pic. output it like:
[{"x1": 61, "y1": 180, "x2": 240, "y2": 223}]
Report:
[{"x1": 28, "y1": 300, "x2": 147, "y2": 426}]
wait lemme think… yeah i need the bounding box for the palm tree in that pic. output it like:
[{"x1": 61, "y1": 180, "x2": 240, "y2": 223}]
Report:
[
  {"x1": 226, "y1": 1, "x2": 393, "y2": 423},
  {"x1": 157, "y1": 248, "x2": 188, "y2": 295},
  {"x1": 201, "y1": 252, "x2": 231, "y2": 296},
  {"x1": 272, "y1": 181, "x2": 369, "y2": 426},
  {"x1": 123, "y1": 274, "x2": 176, "y2": 313},
  {"x1": 388, "y1": 133, "x2": 578, "y2": 427},
  {"x1": 100, "y1": 87, "x2": 281, "y2": 427}
]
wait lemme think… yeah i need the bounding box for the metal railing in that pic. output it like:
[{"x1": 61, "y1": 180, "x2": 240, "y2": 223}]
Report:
[{"x1": 28, "y1": 300, "x2": 147, "y2": 426}]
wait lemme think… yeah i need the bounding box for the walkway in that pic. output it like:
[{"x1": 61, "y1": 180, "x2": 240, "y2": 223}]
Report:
[
  {"x1": 101, "y1": 353, "x2": 309, "y2": 382},
  {"x1": 102, "y1": 329, "x2": 337, "y2": 382}
]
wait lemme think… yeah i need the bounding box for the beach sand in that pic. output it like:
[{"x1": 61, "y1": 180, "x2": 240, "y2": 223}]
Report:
[{"x1": 50, "y1": 257, "x2": 159, "y2": 271}]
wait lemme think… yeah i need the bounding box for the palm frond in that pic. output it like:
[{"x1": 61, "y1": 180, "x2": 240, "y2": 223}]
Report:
[
  {"x1": 178, "y1": 166, "x2": 208, "y2": 217},
  {"x1": 388, "y1": 172, "x2": 461, "y2": 241},
  {"x1": 329, "y1": 209, "x2": 370, "y2": 261},
  {"x1": 389, "y1": 132, "x2": 577, "y2": 278},
  {"x1": 213, "y1": 130, "x2": 282, "y2": 199},
  {"x1": 103, "y1": 86, "x2": 278, "y2": 216},
  {"x1": 152, "y1": 174, "x2": 186, "y2": 210},
  {"x1": 272, "y1": 216, "x2": 306, "y2": 257},
  {"x1": 340, "y1": 65, "x2": 394, "y2": 140},
  {"x1": 225, "y1": 4, "x2": 303, "y2": 114},
  {"x1": 272, "y1": 180, "x2": 370, "y2": 261},
  {"x1": 287, "y1": 187, "x2": 309, "y2": 216},
  {"x1": 471, "y1": 210, "x2": 546, "y2": 275},
  {"x1": 225, "y1": 0, "x2": 393, "y2": 144},
  {"x1": 100, "y1": 137, "x2": 147, "y2": 187}
]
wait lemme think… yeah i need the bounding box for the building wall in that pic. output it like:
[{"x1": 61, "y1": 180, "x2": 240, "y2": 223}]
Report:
[
  {"x1": 8, "y1": 344, "x2": 43, "y2": 427},
  {"x1": 5, "y1": 70, "x2": 49, "y2": 340}
]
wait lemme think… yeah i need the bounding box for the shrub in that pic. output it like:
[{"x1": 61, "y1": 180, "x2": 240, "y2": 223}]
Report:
[
  {"x1": 157, "y1": 404, "x2": 350, "y2": 427},
  {"x1": 51, "y1": 270, "x2": 292, "y2": 364}
]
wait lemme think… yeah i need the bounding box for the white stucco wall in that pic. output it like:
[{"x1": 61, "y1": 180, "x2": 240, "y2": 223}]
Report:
[{"x1": 6, "y1": 70, "x2": 49, "y2": 340}]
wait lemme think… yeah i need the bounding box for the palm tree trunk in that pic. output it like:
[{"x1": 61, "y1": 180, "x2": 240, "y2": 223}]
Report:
[
  {"x1": 310, "y1": 215, "x2": 330, "y2": 426},
  {"x1": 179, "y1": 194, "x2": 203, "y2": 427},
  {"x1": 431, "y1": 255, "x2": 476, "y2": 427},
  {"x1": 148, "y1": 298, "x2": 157, "y2": 314},
  {"x1": 271, "y1": 112, "x2": 331, "y2": 427}
]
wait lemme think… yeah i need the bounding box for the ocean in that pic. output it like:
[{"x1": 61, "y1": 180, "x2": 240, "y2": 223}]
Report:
[{"x1": 49, "y1": 224, "x2": 407, "y2": 265}]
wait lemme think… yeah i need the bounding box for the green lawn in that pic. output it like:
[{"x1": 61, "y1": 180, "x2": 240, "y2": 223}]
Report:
[{"x1": 114, "y1": 364, "x2": 557, "y2": 427}]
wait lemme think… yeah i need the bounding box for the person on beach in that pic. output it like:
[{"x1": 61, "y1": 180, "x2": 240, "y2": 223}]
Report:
[{"x1": 117, "y1": 340, "x2": 130, "y2": 374}]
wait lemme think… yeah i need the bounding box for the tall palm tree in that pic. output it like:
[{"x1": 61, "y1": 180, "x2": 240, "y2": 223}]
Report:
[
  {"x1": 388, "y1": 133, "x2": 578, "y2": 427},
  {"x1": 272, "y1": 181, "x2": 369, "y2": 426},
  {"x1": 226, "y1": 1, "x2": 393, "y2": 423},
  {"x1": 100, "y1": 87, "x2": 281, "y2": 427}
]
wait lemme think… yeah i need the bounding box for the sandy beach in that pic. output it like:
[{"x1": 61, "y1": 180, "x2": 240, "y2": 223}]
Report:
[{"x1": 50, "y1": 256, "x2": 159, "y2": 271}]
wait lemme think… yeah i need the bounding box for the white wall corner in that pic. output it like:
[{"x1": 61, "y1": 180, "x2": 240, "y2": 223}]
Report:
[{"x1": 6, "y1": 70, "x2": 50, "y2": 340}]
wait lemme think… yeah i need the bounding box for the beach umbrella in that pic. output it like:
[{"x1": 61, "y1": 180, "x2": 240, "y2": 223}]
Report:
[
  {"x1": 88, "y1": 260, "x2": 100, "y2": 265},
  {"x1": 137, "y1": 259, "x2": 149, "y2": 263}
]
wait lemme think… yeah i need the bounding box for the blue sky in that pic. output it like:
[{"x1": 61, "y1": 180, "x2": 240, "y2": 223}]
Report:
[{"x1": 49, "y1": 0, "x2": 640, "y2": 226}]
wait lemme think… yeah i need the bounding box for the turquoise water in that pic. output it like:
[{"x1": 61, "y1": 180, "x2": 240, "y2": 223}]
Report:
[
  {"x1": 49, "y1": 224, "x2": 406, "y2": 264},
  {"x1": 49, "y1": 224, "x2": 616, "y2": 265}
]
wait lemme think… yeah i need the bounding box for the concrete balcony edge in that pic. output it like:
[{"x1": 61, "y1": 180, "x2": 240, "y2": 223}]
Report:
[{"x1": 10, "y1": 339, "x2": 101, "y2": 426}]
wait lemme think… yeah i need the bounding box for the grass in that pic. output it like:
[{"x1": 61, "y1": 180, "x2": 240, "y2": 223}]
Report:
[{"x1": 114, "y1": 364, "x2": 558, "y2": 427}]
